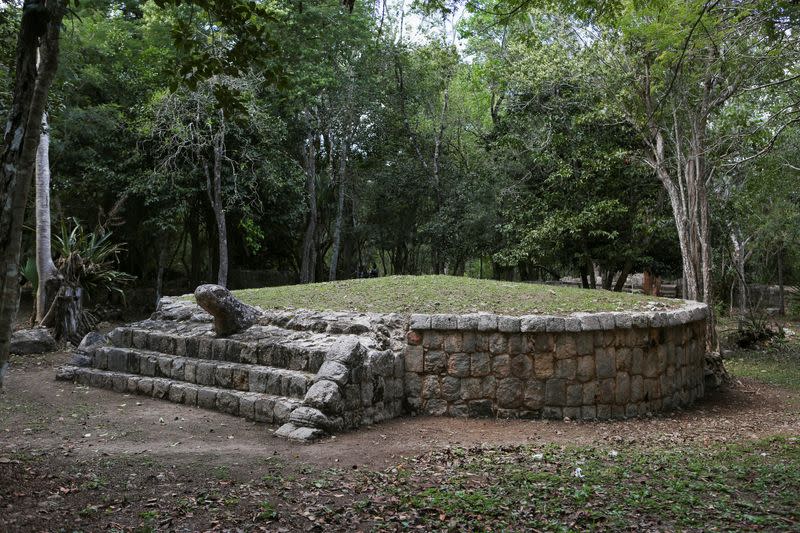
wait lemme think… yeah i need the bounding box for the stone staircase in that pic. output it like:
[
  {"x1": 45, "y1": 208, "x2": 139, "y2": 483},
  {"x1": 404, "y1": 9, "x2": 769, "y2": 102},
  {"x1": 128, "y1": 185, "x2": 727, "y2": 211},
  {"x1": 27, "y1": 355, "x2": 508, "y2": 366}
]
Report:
[{"x1": 56, "y1": 298, "x2": 407, "y2": 441}]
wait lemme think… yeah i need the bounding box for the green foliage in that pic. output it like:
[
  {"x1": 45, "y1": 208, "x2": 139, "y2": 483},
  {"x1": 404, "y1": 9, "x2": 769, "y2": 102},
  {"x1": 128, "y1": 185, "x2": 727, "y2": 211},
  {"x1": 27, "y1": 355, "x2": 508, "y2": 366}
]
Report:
[
  {"x1": 19, "y1": 257, "x2": 38, "y2": 291},
  {"x1": 53, "y1": 218, "x2": 136, "y2": 301}
]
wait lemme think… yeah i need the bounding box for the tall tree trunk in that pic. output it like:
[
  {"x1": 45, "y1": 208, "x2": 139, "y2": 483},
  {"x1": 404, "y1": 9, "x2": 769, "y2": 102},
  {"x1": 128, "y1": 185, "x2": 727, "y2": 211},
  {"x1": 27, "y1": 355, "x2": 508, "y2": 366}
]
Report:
[
  {"x1": 0, "y1": 2, "x2": 66, "y2": 392},
  {"x1": 35, "y1": 111, "x2": 58, "y2": 322},
  {"x1": 206, "y1": 115, "x2": 228, "y2": 287},
  {"x1": 299, "y1": 129, "x2": 318, "y2": 284},
  {"x1": 329, "y1": 137, "x2": 348, "y2": 281},
  {"x1": 613, "y1": 259, "x2": 634, "y2": 292},
  {"x1": 777, "y1": 247, "x2": 785, "y2": 316},
  {"x1": 155, "y1": 239, "x2": 169, "y2": 305}
]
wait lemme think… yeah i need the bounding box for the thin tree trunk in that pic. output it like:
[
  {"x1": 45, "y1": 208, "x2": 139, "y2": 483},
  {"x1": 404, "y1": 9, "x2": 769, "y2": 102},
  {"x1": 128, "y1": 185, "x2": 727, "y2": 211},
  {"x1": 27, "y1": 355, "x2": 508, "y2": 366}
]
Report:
[
  {"x1": 155, "y1": 240, "x2": 169, "y2": 305},
  {"x1": 613, "y1": 259, "x2": 634, "y2": 292},
  {"x1": 329, "y1": 137, "x2": 348, "y2": 281},
  {"x1": 777, "y1": 248, "x2": 785, "y2": 316},
  {"x1": 206, "y1": 115, "x2": 228, "y2": 287},
  {"x1": 35, "y1": 111, "x2": 58, "y2": 322},
  {"x1": 299, "y1": 129, "x2": 318, "y2": 284},
  {"x1": 0, "y1": 2, "x2": 66, "y2": 392}
]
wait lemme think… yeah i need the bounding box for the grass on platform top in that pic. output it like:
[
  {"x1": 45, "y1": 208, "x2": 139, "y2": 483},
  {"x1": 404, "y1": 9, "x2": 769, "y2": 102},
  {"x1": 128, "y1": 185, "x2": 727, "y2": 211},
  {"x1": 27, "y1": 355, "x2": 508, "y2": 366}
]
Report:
[{"x1": 230, "y1": 275, "x2": 679, "y2": 316}]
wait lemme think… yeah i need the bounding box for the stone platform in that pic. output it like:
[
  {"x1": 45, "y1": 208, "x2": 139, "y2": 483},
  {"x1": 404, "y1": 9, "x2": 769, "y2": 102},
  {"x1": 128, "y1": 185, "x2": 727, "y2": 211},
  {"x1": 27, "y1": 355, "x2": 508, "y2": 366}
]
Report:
[{"x1": 57, "y1": 297, "x2": 708, "y2": 440}]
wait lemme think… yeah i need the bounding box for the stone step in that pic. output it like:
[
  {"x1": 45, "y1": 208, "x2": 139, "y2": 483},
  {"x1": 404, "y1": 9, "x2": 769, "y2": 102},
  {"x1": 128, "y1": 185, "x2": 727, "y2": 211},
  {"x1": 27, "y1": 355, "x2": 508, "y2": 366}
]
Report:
[
  {"x1": 107, "y1": 323, "x2": 337, "y2": 373},
  {"x1": 59, "y1": 366, "x2": 302, "y2": 425},
  {"x1": 93, "y1": 346, "x2": 314, "y2": 400}
]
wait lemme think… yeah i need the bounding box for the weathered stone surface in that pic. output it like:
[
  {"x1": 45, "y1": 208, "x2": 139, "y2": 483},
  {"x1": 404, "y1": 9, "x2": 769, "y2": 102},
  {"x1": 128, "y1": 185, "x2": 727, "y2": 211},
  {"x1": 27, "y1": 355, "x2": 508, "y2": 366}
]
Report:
[
  {"x1": 290, "y1": 406, "x2": 330, "y2": 429},
  {"x1": 520, "y1": 316, "x2": 547, "y2": 333},
  {"x1": 316, "y1": 361, "x2": 349, "y2": 385},
  {"x1": 533, "y1": 353, "x2": 555, "y2": 379},
  {"x1": 524, "y1": 380, "x2": 544, "y2": 409},
  {"x1": 492, "y1": 354, "x2": 511, "y2": 378},
  {"x1": 596, "y1": 348, "x2": 616, "y2": 379},
  {"x1": 431, "y1": 314, "x2": 458, "y2": 330},
  {"x1": 545, "y1": 379, "x2": 566, "y2": 405},
  {"x1": 447, "y1": 353, "x2": 471, "y2": 377},
  {"x1": 10, "y1": 328, "x2": 56, "y2": 355},
  {"x1": 304, "y1": 380, "x2": 342, "y2": 413},
  {"x1": 498, "y1": 316, "x2": 521, "y2": 333},
  {"x1": 496, "y1": 378, "x2": 523, "y2": 408},
  {"x1": 194, "y1": 284, "x2": 260, "y2": 336},
  {"x1": 424, "y1": 351, "x2": 446, "y2": 373},
  {"x1": 576, "y1": 356, "x2": 594, "y2": 382},
  {"x1": 468, "y1": 399, "x2": 494, "y2": 418},
  {"x1": 471, "y1": 352, "x2": 490, "y2": 376},
  {"x1": 328, "y1": 336, "x2": 366, "y2": 365}
]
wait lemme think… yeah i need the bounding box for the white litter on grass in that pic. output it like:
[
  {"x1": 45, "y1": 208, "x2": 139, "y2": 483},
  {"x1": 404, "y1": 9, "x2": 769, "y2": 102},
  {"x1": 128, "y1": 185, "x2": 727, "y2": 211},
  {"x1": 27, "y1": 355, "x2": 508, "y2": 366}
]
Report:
[
  {"x1": 573, "y1": 467, "x2": 584, "y2": 479},
  {"x1": 532, "y1": 453, "x2": 544, "y2": 461},
  {"x1": 609, "y1": 450, "x2": 619, "y2": 457}
]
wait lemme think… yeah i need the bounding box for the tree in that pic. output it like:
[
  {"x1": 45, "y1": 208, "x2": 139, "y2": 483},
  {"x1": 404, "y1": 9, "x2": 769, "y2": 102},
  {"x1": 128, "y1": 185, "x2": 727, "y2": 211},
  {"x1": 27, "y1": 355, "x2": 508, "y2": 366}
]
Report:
[{"x1": 0, "y1": 0, "x2": 67, "y2": 392}]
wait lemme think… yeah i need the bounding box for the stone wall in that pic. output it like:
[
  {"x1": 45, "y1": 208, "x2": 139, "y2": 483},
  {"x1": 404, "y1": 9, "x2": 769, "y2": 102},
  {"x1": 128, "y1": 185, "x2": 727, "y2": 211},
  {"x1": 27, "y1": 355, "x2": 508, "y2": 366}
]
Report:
[{"x1": 401, "y1": 304, "x2": 707, "y2": 420}]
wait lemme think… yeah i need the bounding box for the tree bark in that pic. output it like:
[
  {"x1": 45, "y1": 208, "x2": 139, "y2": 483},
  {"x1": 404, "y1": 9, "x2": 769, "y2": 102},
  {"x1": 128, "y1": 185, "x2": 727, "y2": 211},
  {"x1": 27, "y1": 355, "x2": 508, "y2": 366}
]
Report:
[
  {"x1": 777, "y1": 248, "x2": 785, "y2": 316},
  {"x1": 613, "y1": 259, "x2": 634, "y2": 292},
  {"x1": 206, "y1": 113, "x2": 228, "y2": 288},
  {"x1": 329, "y1": 136, "x2": 348, "y2": 281},
  {"x1": 35, "y1": 111, "x2": 58, "y2": 322},
  {"x1": 299, "y1": 128, "x2": 318, "y2": 284},
  {"x1": 0, "y1": 1, "x2": 66, "y2": 392}
]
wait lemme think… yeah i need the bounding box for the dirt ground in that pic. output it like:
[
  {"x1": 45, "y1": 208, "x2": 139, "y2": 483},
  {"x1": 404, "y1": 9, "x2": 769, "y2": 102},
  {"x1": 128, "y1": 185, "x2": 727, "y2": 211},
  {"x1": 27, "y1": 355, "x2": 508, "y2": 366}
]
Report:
[{"x1": 1, "y1": 349, "x2": 799, "y2": 532}]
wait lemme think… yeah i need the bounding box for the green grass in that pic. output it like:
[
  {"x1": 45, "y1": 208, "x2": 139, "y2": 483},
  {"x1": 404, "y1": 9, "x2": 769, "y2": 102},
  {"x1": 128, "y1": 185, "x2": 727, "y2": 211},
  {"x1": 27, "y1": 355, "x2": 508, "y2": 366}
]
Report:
[
  {"x1": 363, "y1": 437, "x2": 800, "y2": 531},
  {"x1": 726, "y1": 341, "x2": 800, "y2": 392},
  {"x1": 228, "y1": 275, "x2": 678, "y2": 316}
]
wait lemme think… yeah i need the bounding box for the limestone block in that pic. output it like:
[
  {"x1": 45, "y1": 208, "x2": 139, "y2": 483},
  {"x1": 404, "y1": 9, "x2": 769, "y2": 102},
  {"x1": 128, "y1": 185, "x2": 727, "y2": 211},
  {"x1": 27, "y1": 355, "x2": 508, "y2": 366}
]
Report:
[
  {"x1": 496, "y1": 378, "x2": 523, "y2": 408},
  {"x1": 443, "y1": 333, "x2": 463, "y2": 353},
  {"x1": 545, "y1": 379, "x2": 566, "y2": 405},
  {"x1": 489, "y1": 333, "x2": 508, "y2": 354},
  {"x1": 510, "y1": 354, "x2": 533, "y2": 378},
  {"x1": 555, "y1": 336, "x2": 577, "y2": 359},
  {"x1": 214, "y1": 364, "x2": 234, "y2": 388},
  {"x1": 576, "y1": 356, "x2": 595, "y2": 382},
  {"x1": 524, "y1": 380, "x2": 544, "y2": 409},
  {"x1": 596, "y1": 348, "x2": 616, "y2": 379},
  {"x1": 615, "y1": 372, "x2": 631, "y2": 404},
  {"x1": 457, "y1": 314, "x2": 479, "y2": 330},
  {"x1": 546, "y1": 317, "x2": 566, "y2": 333},
  {"x1": 423, "y1": 331, "x2": 443, "y2": 350},
  {"x1": 441, "y1": 376, "x2": 461, "y2": 402},
  {"x1": 422, "y1": 376, "x2": 440, "y2": 399},
  {"x1": 424, "y1": 351, "x2": 446, "y2": 373},
  {"x1": 520, "y1": 316, "x2": 547, "y2": 333},
  {"x1": 492, "y1": 354, "x2": 511, "y2": 378},
  {"x1": 597, "y1": 378, "x2": 615, "y2": 404},
  {"x1": 477, "y1": 313, "x2": 498, "y2": 332},
  {"x1": 471, "y1": 352, "x2": 491, "y2": 377},
  {"x1": 431, "y1": 314, "x2": 458, "y2": 330},
  {"x1": 410, "y1": 314, "x2": 431, "y2": 330},
  {"x1": 554, "y1": 358, "x2": 577, "y2": 380},
  {"x1": 498, "y1": 316, "x2": 521, "y2": 333},
  {"x1": 468, "y1": 399, "x2": 494, "y2": 418},
  {"x1": 533, "y1": 353, "x2": 555, "y2": 379},
  {"x1": 425, "y1": 399, "x2": 448, "y2": 416},
  {"x1": 404, "y1": 345, "x2": 424, "y2": 373},
  {"x1": 447, "y1": 353, "x2": 470, "y2": 377},
  {"x1": 317, "y1": 361, "x2": 349, "y2": 385}
]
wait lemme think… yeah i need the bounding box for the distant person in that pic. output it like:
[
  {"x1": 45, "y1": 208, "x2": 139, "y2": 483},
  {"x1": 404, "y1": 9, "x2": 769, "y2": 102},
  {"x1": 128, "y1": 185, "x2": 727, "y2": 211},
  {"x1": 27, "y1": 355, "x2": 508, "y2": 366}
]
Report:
[{"x1": 369, "y1": 264, "x2": 379, "y2": 278}]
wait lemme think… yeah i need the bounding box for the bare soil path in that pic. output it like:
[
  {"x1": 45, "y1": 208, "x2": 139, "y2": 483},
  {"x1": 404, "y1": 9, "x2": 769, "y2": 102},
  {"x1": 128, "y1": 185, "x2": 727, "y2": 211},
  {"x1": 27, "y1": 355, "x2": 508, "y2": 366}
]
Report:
[{"x1": 1, "y1": 351, "x2": 798, "y2": 531}]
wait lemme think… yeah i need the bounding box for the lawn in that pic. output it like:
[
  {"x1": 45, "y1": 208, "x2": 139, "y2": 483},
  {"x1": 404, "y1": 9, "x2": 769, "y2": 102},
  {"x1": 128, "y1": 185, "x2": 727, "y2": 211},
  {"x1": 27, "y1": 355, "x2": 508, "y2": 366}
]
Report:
[{"x1": 228, "y1": 275, "x2": 679, "y2": 316}]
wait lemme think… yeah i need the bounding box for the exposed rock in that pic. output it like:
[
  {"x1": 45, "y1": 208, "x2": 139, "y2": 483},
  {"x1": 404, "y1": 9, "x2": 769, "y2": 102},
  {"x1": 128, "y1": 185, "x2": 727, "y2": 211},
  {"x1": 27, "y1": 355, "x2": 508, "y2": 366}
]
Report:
[
  {"x1": 72, "y1": 331, "x2": 107, "y2": 366},
  {"x1": 194, "y1": 284, "x2": 260, "y2": 336},
  {"x1": 10, "y1": 328, "x2": 56, "y2": 355},
  {"x1": 304, "y1": 380, "x2": 343, "y2": 413}
]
